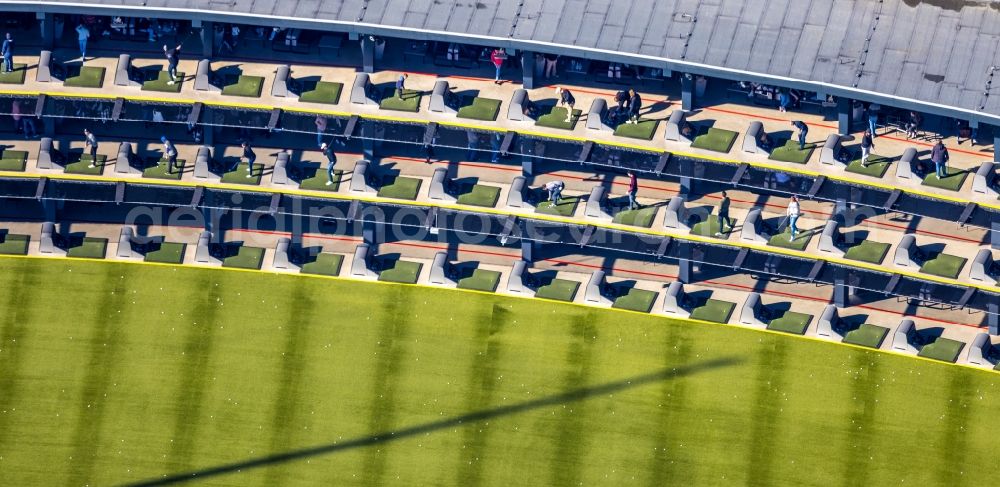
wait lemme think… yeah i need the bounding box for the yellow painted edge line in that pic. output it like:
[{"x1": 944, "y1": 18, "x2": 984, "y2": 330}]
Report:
[
  {"x1": 9, "y1": 88, "x2": 998, "y2": 212},
  {"x1": 3, "y1": 169, "x2": 996, "y2": 295},
  {"x1": 0, "y1": 252, "x2": 993, "y2": 376}
]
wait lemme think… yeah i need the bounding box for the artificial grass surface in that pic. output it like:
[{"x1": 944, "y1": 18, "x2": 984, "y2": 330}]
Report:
[
  {"x1": 377, "y1": 176, "x2": 422, "y2": 200},
  {"x1": 457, "y1": 97, "x2": 502, "y2": 121},
  {"x1": 300, "y1": 253, "x2": 344, "y2": 276},
  {"x1": 768, "y1": 140, "x2": 815, "y2": 164},
  {"x1": 689, "y1": 216, "x2": 733, "y2": 240},
  {"x1": 688, "y1": 299, "x2": 736, "y2": 324},
  {"x1": 143, "y1": 242, "x2": 186, "y2": 264},
  {"x1": 611, "y1": 287, "x2": 657, "y2": 313},
  {"x1": 221, "y1": 245, "x2": 265, "y2": 270},
  {"x1": 64, "y1": 154, "x2": 107, "y2": 175},
  {"x1": 844, "y1": 240, "x2": 891, "y2": 264},
  {"x1": 456, "y1": 269, "x2": 501, "y2": 292},
  {"x1": 221, "y1": 75, "x2": 265, "y2": 98},
  {"x1": 535, "y1": 196, "x2": 580, "y2": 217},
  {"x1": 0, "y1": 63, "x2": 27, "y2": 84},
  {"x1": 456, "y1": 184, "x2": 501, "y2": 208},
  {"x1": 691, "y1": 127, "x2": 738, "y2": 153},
  {"x1": 612, "y1": 206, "x2": 657, "y2": 228},
  {"x1": 768, "y1": 229, "x2": 813, "y2": 251},
  {"x1": 377, "y1": 259, "x2": 422, "y2": 284},
  {"x1": 613, "y1": 120, "x2": 659, "y2": 140},
  {"x1": 379, "y1": 89, "x2": 422, "y2": 112},
  {"x1": 221, "y1": 163, "x2": 263, "y2": 186},
  {"x1": 535, "y1": 107, "x2": 582, "y2": 130},
  {"x1": 142, "y1": 158, "x2": 185, "y2": 180},
  {"x1": 843, "y1": 324, "x2": 890, "y2": 349},
  {"x1": 919, "y1": 253, "x2": 967, "y2": 279},
  {"x1": 299, "y1": 168, "x2": 343, "y2": 192},
  {"x1": 921, "y1": 169, "x2": 969, "y2": 192},
  {"x1": 2, "y1": 258, "x2": 1000, "y2": 486},
  {"x1": 63, "y1": 66, "x2": 105, "y2": 88},
  {"x1": 141, "y1": 71, "x2": 185, "y2": 93},
  {"x1": 535, "y1": 278, "x2": 580, "y2": 302},
  {"x1": 299, "y1": 81, "x2": 343, "y2": 105},
  {"x1": 918, "y1": 338, "x2": 965, "y2": 363},
  {"x1": 845, "y1": 155, "x2": 892, "y2": 178},
  {"x1": 0, "y1": 233, "x2": 29, "y2": 255},
  {"x1": 766, "y1": 311, "x2": 813, "y2": 335},
  {"x1": 0, "y1": 149, "x2": 28, "y2": 171},
  {"x1": 65, "y1": 237, "x2": 107, "y2": 259}
]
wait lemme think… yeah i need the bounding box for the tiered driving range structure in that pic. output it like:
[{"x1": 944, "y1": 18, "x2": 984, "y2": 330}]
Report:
[{"x1": 0, "y1": 1, "x2": 999, "y2": 485}]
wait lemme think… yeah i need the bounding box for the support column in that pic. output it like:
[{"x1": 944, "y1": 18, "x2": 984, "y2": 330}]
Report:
[
  {"x1": 202, "y1": 106, "x2": 214, "y2": 147},
  {"x1": 837, "y1": 97, "x2": 853, "y2": 135},
  {"x1": 361, "y1": 120, "x2": 375, "y2": 160},
  {"x1": 989, "y1": 302, "x2": 998, "y2": 335},
  {"x1": 37, "y1": 13, "x2": 54, "y2": 50},
  {"x1": 41, "y1": 198, "x2": 57, "y2": 222},
  {"x1": 834, "y1": 279, "x2": 848, "y2": 308},
  {"x1": 362, "y1": 215, "x2": 378, "y2": 245},
  {"x1": 521, "y1": 51, "x2": 535, "y2": 89},
  {"x1": 993, "y1": 131, "x2": 1000, "y2": 163},
  {"x1": 521, "y1": 240, "x2": 535, "y2": 263},
  {"x1": 522, "y1": 154, "x2": 533, "y2": 177},
  {"x1": 678, "y1": 258, "x2": 691, "y2": 284},
  {"x1": 680, "y1": 74, "x2": 695, "y2": 111},
  {"x1": 679, "y1": 176, "x2": 692, "y2": 196},
  {"x1": 196, "y1": 20, "x2": 214, "y2": 58},
  {"x1": 360, "y1": 36, "x2": 375, "y2": 74}
]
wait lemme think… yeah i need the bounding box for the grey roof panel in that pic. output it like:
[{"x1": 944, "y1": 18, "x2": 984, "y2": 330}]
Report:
[
  {"x1": 16, "y1": 0, "x2": 1000, "y2": 121},
  {"x1": 790, "y1": 24, "x2": 824, "y2": 81},
  {"x1": 771, "y1": 26, "x2": 802, "y2": 78},
  {"x1": 705, "y1": 15, "x2": 739, "y2": 66}
]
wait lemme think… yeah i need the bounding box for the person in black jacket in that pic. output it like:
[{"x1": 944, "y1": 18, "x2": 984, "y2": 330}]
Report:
[
  {"x1": 791, "y1": 120, "x2": 808, "y2": 150},
  {"x1": 164, "y1": 44, "x2": 181, "y2": 84},
  {"x1": 556, "y1": 87, "x2": 575, "y2": 123},
  {"x1": 626, "y1": 89, "x2": 642, "y2": 124},
  {"x1": 236, "y1": 141, "x2": 256, "y2": 177}
]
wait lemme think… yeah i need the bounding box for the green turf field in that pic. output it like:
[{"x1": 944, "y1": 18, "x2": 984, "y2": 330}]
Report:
[
  {"x1": 535, "y1": 107, "x2": 582, "y2": 130},
  {"x1": 768, "y1": 140, "x2": 815, "y2": 164},
  {"x1": 221, "y1": 75, "x2": 265, "y2": 98},
  {"x1": 0, "y1": 63, "x2": 27, "y2": 84},
  {"x1": 299, "y1": 81, "x2": 343, "y2": 105},
  {"x1": 613, "y1": 120, "x2": 659, "y2": 140},
  {"x1": 456, "y1": 97, "x2": 501, "y2": 121},
  {"x1": 691, "y1": 127, "x2": 737, "y2": 153},
  {"x1": 141, "y1": 70, "x2": 185, "y2": 93},
  {"x1": 379, "y1": 89, "x2": 422, "y2": 112},
  {"x1": 1, "y1": 258, "x2": 998, "y2": 486},
  {"x1": 63, "y1": 66, "x2": 106, "y2": 88},
  {"x1": 0, "y1": 149, "x2": 28, "y2": 171}
]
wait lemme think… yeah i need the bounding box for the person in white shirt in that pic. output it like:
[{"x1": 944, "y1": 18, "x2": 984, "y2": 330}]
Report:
[
  {"x1": 544, "y1": 180, "x2": 565, "y2": 205},
  {"x1": 786, "y1": 195, "x2": 801, "y2": 239}
]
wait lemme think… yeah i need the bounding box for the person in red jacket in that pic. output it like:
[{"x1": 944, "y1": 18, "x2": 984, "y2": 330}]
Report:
[{"x1": 490, "y1": 48, "x2": 505, "y2": 84}]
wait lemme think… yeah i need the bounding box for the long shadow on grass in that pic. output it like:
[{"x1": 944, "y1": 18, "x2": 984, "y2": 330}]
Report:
[{"x1": 124, "y1": 357, "x2": 741, "y2": 486}]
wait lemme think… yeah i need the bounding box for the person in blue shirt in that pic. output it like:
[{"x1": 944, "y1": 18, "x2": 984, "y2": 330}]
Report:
[
  {"x1": 161, "y1": 136, "x2": 178, "y2": 173},
  {"x1": 394, "y1": 74, "x2": 407, "y2": 98},
  {"x1": 1, "y1": 33, "x2": 13, "y2": 73}
]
